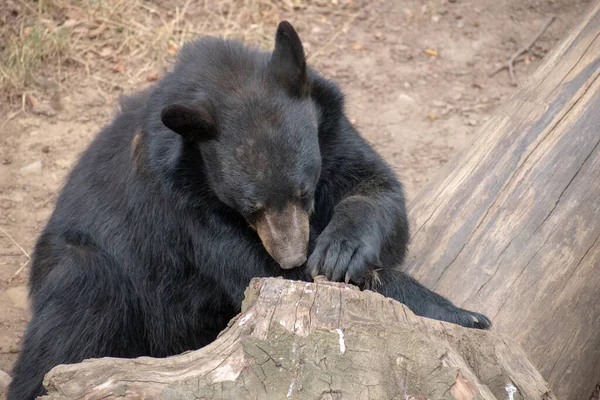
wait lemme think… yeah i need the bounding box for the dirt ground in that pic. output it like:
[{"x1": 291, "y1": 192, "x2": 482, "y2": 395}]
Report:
[{"x1": 0, "y1": 0, "x2": 592, "y2": 392}]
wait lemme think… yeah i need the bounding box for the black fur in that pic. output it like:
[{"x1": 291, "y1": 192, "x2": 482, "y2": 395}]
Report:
[{"x1": 8, "y1": 22, "x2": 490, "y2": 400}]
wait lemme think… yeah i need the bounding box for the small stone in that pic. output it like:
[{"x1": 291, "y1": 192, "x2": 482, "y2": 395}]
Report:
[
  {"x1": 403, "y1": 81, "x2": 412, "y2": 89},
  {"x1": 432, "y1": 100, "x2": 446, "y2": 108},
  {"x1": 0, "y1": 370, "x2": 11, "y2": 393},
  {"x1": 41, "y1": 145, "x2": 50, "y2": 153},
  {"x1": 466, "y1": 119, "x2": 478, "y2": 126},
  {"x1": 441, "y1": 107, "x2": 453, "y2": 116},
  {"x1": 20, "y1": 160, "x2": 42, "y2": 175},
  {"x1": 397, "y1": 93, "x2": 416, "y2": 106},
  {"x1": 431, "y1": 15, "x2": 441, "y2": 23},
  {"x1": 31, "y1": 103, "x2": 56, "y2": 117}
]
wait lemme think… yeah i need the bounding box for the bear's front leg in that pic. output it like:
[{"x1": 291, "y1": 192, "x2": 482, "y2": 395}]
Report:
[
  {"x1": 305, "y1": 182, "x2": 491, "y2": 330},
  {"x1": 307, "y1": 192, "x2": 404, "y2": 284}
]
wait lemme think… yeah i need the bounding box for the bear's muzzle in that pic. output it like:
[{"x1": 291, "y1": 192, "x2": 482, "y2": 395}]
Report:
[{"x1": 255, "y1": 203, "x2": 309, "y2": 269}]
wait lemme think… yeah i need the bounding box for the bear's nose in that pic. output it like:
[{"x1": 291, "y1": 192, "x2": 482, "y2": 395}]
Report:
[
  {"x1": 255, "y1": 202, "x2": 310, "y2": 271},
  {"x1": 278, "y1": 254, "x2": 307, "y2": 270}
]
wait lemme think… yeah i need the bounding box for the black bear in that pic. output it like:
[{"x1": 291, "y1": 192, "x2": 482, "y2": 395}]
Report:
[{"x1": 8, "y1": 21, "x2": 490, "y2": 399}]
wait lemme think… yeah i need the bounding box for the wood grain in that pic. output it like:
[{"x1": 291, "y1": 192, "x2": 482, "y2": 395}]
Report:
[
  {"x1": 404, "y1": 2, "x2": 600, "y2": 398},
  {"x1": 41, "y1": 278, "x2": 555, "y2": 399}
]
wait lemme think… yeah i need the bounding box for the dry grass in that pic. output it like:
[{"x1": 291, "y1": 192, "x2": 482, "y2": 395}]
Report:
[{"x1": 0, "y1": 0, "x2": 291, "y2": 103}]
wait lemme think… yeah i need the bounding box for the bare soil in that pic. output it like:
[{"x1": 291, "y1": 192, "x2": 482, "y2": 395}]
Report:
[{"x1": 0, "y1": 0, "x2": 591, "y2": 393}]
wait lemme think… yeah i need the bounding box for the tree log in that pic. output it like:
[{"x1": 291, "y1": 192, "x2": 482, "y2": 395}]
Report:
[
  {"x1": 404, "y1": 2, "x2": 600, "y2": 399},
  {"x1": 41, "y1": 277, "x2": 554, "y2": 400}
]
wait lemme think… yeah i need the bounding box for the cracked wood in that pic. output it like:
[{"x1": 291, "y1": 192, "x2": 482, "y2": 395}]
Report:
[
  {"x1": 40, "y1": 278, "x2": 554, "y2": 399},
  {"x1": 404, "y1": 2, "x2": 600, "y2": 399}
]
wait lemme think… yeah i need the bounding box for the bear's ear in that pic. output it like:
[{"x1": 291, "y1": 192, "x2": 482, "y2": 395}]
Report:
[
  {"x1": 161, "y1": 100, "x2": 216, "y2": 141},
  {"x1": 270, "y1": 21, "x2": 309, "y2": 97}
]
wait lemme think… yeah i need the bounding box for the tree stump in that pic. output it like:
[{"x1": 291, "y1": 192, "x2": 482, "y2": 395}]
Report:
[
  {"x1": 404, "y1": 1, "x2": 600, "y2": 398},
  {"x1": 41, "y1": 277, "x2": 554, "y2": 400}
]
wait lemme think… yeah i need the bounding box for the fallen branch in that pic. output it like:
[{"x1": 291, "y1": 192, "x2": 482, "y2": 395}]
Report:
[
  {"x1": 407, "y1": 2, "x2": 600, "y2": 397},
  {"x1": 0, "y1": 226, "x2": 31, "y2": 282},
  {"x1": 490, "y1": 16, "x2": 556, "y2": 85}
]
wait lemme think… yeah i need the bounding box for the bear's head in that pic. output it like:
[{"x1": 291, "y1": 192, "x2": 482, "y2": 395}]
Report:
[{"x1": 160, "y1": 21, "x2": 320, "y2": 270}]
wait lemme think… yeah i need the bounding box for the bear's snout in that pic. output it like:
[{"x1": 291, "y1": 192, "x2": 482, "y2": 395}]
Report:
[
  {"x1": 255, "y1": 203, "x2": 309, "y2": 269},
  {"x1": 278, "y1": 253, "x2": 308, "y2": 270}
]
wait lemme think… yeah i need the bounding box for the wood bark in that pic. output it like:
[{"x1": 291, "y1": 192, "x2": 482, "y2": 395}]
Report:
[
  {"x1": 41, "y1": 277, "x2": 554, "y2": 400},
  {"x1": 404, "y1": 2, "x2": 600, "y2": 399}
]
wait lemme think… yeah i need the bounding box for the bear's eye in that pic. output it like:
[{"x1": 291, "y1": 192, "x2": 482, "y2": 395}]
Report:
[
  {"x1": 296, "y1": 189, "x2": 314, "y2": 213},
  {"x1": 242, "y1": 202, "x2": 263, "y2": 216},
  {"x1": 298, "y1": 188, "x2": 311, "y2": 199}
]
